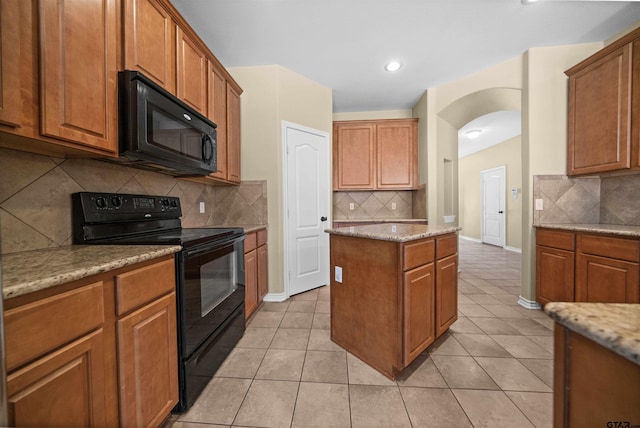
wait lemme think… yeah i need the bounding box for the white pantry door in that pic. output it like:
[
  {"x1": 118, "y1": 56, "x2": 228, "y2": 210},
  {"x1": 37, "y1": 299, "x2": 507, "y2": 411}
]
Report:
[
  {"x1": 283, "y1": 121, "x2": 330, "y2": 297},
  {"x1": 481, "y1": 166, "x2": 506, "y2": 247}
]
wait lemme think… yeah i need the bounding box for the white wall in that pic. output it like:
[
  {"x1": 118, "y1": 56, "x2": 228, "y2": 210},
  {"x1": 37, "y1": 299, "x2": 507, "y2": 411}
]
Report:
[{"x1": 229, "y1": 65, "x2": 333, "y2": 296}]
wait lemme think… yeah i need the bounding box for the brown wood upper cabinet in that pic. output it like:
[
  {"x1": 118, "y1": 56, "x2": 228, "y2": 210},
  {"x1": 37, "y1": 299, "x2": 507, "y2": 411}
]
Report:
[
  {"x1": 39, "y1": 0, "x2": 118, "y2": 153},
  {"x1": 0, "y1": 0, "x2": 21, "y2": 129},
  {"x1": 123, "y1": 0, "x2": 176, "y2": 93},
  {"x1": 565, "y1": 27, "x2": 640, "y2": 176},
  {"x1": 0, "y1": 0, "x2": 119, "y2": 156},
  {"x1": 176, "y1": 26, "x2": 208, "y2": 116},
  {"x1": 333, "y1": 119, "x2": 418, "y2": 190}
]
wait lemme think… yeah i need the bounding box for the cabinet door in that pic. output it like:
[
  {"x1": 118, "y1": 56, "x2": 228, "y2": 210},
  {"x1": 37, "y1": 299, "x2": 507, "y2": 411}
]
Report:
[
  {"x1": 227, "y1": 83, "x2": 241, "y2": 183},
  {"x1": 176, "y1": 26, "x2": 207, "y2": 115},
  {"x1": 536, "y1": 245, "x2": 575, "y2": 305},
  {"x1": 39, "y1": 0, "x2": 117, "y2": 153},
  {"x1": 123, "y1": 0, "x2": 175, "y2": 93},
  {"x1": 567, "y1": 43, "x2": 632, "y2": 175},
  {"x1": 117, "y1": 293, "x2": 179, "y2": 428},
  {"x1": 245, "y1": 248, "x2": 258, "y2": 318},
  {"x1": 208, "y1": 63, "x2": 227, "y2": 180},
  {"x1": 403, "y1": 263, "x2": 435, "y2": 366},
  {"x1": 0, "y1": 0, "x2": 21, "y2": 128},
  {"x1": 7, "y1": 329, "x2": 107, "y2": 427},
  {"x1": 435, "y1": 254, "x2": 458, "y2": 337},
  {"x1": 376, "y1": 120, "x2": 417, "y2": 189},
  {"x1": 576, "y1": 254, "x2": 639, "y2": 303},
  {"x1": 258, "y1": 244, "x2": 269, "y2": 301},
  {"x1": 333, "y1": 123, "x2": 376, "y2": 190}
]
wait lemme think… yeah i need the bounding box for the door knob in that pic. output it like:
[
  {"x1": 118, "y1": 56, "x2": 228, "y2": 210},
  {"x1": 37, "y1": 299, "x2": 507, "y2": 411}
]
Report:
[
  {"x1": 498, "y1": 211, "x2": 504, "y2": 214},
  {"x1": 320, "y1": 216, "x2": 327, "y2": 221}
]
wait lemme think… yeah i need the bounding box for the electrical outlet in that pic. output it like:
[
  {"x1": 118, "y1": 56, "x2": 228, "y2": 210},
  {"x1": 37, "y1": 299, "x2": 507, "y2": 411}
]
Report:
[
  {"x1": 349, "y1": 203, "x2": 355, "y2": 210},
  {"x1": 535, "y1": 199, "x2": 543, "y2": 211},
  {"x1": 199, "y1": 202, "x2": 205, "y2": 213},
  {"x1": 335, "y1": 266, "x2": 343, "y2": 283},
  {"x1": 391, "y1": 202, "x2": 396, "y2": 210}
]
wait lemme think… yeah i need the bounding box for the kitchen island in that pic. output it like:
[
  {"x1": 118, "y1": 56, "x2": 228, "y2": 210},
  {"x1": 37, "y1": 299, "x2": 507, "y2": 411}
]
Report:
[
  {"x1": 325, "y1": 223, "x2": 461, "y2": 379},
  {"x1": 545, "y1": 302, "x2": 640, "y2": 427}
]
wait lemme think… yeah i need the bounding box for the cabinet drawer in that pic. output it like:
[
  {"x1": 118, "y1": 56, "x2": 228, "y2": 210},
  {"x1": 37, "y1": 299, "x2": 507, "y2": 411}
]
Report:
[
  {"x1": 257, "y1": 229, "x2": 268, "y2": 246},
  {"x1": 402, "y1": 239, "x2": 435, "y2": 271},
  {"x1": 5, "y1": 281, "x2": 105, "y2": 372},
  {"x1": 578, "y1": 234, "x2": 640, "y2": 262},
  {"x1": 436, "y1": 234, "x2": 457, "y2": 259},
  {"x1": 537, "y1": 228, "x2": 575, "y2": 251},
  {"x1": 245, "y1": 232, "x2": 257, "y2": 253},
  {"x1": 115, "y1": 258, "x2": 175, "y2": 316}
]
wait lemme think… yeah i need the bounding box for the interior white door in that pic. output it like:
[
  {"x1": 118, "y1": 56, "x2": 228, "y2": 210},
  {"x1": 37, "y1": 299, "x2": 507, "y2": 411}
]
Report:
[
  {"x1": 481, "y1": 166, "x2": 506, "y2": 247},
  {"x1": 284, "y1": 121, "x2": 330, "y2": 297}
]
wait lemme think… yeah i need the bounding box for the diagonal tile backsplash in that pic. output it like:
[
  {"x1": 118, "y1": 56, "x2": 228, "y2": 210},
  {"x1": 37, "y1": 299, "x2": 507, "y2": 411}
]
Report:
[
  {"x1": 333, "y1": 190, "x2": 413, "y2": 220},
  {"x1": 533, "y1": 174, "x2": 640, "y2": 226},
  {"x1": 0, "y1": 148, "x2": 267, "y2": 254}
]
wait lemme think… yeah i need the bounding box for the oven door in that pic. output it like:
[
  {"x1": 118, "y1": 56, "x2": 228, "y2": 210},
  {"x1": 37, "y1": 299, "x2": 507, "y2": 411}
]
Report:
[{"x1": 181, "y1": 236, "x2": 245, "y2": 358}]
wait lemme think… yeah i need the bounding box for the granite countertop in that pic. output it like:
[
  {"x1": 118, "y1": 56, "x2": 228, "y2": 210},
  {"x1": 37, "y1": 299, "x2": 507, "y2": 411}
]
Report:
[
  {"x1": 535, "y1": 223, "x2": 640, "y2": 238},
  {"x1": 241, "y1": 225, "x2": 268, "y2": 234},
  {"x1": 545, "y1": 302, "x2": 640, "y2": 366},
  {"x1": 325, "y1": 223, "x2": 461, "y2": 242},
  {"x1": 333, "y1": 219, "x2": 428, "y2": 224},
  {"x1": 2, "y1": 245, "x2": 182, "y2": 300}
]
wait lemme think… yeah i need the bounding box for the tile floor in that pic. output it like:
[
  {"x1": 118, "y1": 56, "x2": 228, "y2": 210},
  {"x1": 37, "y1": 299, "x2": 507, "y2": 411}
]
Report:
[{"x1": 170, "y1": 239, "x2": 554, "y2": 428}]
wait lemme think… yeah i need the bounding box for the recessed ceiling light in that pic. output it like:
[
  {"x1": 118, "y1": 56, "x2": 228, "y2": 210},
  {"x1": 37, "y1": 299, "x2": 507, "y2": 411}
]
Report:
[
  {"x1": 521, "y1": 0, "x2": 540, "y2": 4},
  {"x1": 384, "y1": 61, "x2": 402, "y2": 72},
  {"x1": 465, "y1": 129, "x2": 482, "y2": 139}
]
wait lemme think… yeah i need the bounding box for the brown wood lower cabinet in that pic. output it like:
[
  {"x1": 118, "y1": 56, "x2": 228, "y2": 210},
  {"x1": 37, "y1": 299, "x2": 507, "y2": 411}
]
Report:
[
  {"x1": 536, "y1": 228, "x2": 640, "y2": 305},
  {"x1": 3, "y1": 255, "x2": 178, "y2": 427},
  {"x1": 245, "y1": 229, "x2": 268, "y2": 318},
  {"x1": 330, "y1": 232, "x2": 458, "y2": 379},
  {"x1": 554, "y1": 324, "x2": 640, "y2": 427}
]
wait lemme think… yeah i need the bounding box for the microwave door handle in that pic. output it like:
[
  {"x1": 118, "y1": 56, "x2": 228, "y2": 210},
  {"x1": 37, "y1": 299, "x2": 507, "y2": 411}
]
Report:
[{"x1": 202, "y1": 134, "x2": 214, "y2": 165}]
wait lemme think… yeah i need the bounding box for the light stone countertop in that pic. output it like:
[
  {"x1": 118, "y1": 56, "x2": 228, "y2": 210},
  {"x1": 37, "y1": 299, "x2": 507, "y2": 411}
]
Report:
[
  {"x1": 325, "y1": 223, "x2": 461, "y2": 242},
  {"x1": 2, "y1": 245, "x2": 182, "y2": 300},
  {"x1": 240, "y1": 225, "x2": 268, "y2": 234},
  {"x1": 544, "y1": 302, "x2": 640, "y2": 365},
  {"x1": 535, "y1": 223, "x2": 640, "y2": 238},
  {"x1": 333, "y1": 218, "x2": 428, "y2": 224}
]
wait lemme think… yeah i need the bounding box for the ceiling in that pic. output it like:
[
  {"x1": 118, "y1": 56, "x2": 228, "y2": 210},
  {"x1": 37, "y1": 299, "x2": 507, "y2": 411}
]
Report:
[
  {"x1": 172, "y1": 0, "x2": 640, "y2": 113},
  {"x1": 458, "y1": 110, "x2": 522, "y2": 158}
]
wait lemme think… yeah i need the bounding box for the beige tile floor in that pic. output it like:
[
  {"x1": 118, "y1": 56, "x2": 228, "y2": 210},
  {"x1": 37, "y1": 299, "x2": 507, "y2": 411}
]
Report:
[{"x1": 170, "y1": 239, "x2": 553, "y2": 428}]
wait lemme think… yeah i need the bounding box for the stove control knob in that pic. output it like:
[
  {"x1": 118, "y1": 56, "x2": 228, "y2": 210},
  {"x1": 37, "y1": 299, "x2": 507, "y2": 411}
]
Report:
[
  {"x1": 111, "y1": 196, "x2": 122, "y2": 208},
  {"x1": 170, "y1": 200, "x2": 178, "y2": 208},
  {"x1": 95, "y1": 197, "x2": 107, "y2": 208}
]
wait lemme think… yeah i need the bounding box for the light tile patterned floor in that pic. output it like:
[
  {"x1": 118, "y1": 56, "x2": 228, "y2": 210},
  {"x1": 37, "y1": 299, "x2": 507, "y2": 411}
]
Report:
[{"x1": 170, "y1": 239, "x2": 553, "y2": 428}]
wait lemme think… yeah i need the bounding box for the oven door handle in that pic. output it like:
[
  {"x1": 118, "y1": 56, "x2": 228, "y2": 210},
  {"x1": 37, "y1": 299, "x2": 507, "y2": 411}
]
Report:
[{"x1": 185, "y1": 238, "x2": 239, "y2": 258}]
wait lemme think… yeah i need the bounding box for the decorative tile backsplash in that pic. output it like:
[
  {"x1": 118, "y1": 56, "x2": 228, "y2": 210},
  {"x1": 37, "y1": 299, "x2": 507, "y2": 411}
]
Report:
[
  {"x1": 333, "y1": 190, "x2": 414, "y2": 220},
  {"x1": 0, "y1": 148, "x2": 267, "y2": 254},
  {"x1": 533, "y1": 174, "x2": 640, "y2": 226}
]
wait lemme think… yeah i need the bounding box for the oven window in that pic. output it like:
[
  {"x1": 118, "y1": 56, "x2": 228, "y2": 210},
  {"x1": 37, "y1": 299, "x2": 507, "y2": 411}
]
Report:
[
  {"x1": 200, "y1": 251, "x2": 237, "y2": 317},
  {"x1": 147, "y1": 105, "x2": 203, "y2": 161}
]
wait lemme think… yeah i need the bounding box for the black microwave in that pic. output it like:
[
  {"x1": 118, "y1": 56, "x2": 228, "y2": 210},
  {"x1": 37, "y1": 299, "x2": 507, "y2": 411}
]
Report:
[{"x1": 110, "y1": 70, "x2": 217, "y2": 177}]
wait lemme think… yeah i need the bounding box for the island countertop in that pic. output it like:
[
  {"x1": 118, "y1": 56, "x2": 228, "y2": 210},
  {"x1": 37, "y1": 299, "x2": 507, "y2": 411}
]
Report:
[
  {"x1": 2, "y1": 245, "x2": 182, "y2": 300},
  {"x1": 325, "y1": 223, "x2": 460, "y2": 242},
  {"x1": 544, "y1": 302, "x2": 640, "y2": 365}
]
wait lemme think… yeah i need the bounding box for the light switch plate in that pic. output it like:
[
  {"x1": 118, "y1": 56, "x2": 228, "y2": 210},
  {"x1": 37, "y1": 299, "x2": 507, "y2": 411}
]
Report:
[
  {"x1": 535, "y1": 199, "x2": 543, "y2": 211},
  {"x1": 199, "y1": 202, "x2": 206, "y2": 213},
  {"x1": 335, "y1": 266, "x2": 343, "y2": 283}
]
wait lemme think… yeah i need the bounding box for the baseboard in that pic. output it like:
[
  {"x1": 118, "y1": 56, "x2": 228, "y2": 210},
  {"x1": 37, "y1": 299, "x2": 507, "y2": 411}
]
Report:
[
  {"x1": 504, "y1": 245, "x2": 522, "y2": 254},
  {"x1": 459, "y1": 235, "x2": 482, "y2": 243},
  {"x1": 517, "y1": 296, "x2": 542, "y2": 310},
  {"x1": 263, "y1": 292, "x2": 288, "y2": 302}
]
